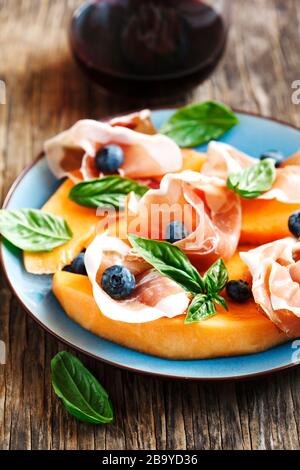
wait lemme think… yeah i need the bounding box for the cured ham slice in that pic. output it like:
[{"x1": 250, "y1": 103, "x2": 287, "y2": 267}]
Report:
[
  {"x1": 84, "y1": 234, "x2": 190, "y2": 323},
  {"x1": 108, "y1": 109, "x2": 157, "y2": 134},
  {"x1": 201, "y1": 141, "x2": 256, "y2": 179},
  {"x1": 127, "y1": 171, "x2": 241, "y2": 269},
  {"x1": 202, "y1": 141, "x2": 300, "y2": 203},
  {"x1": 240, "y1": 238, "x2": 300, "y2": 337},
  {"x1": 44, "y1": 119, "x2": 182, "y2": 182}
]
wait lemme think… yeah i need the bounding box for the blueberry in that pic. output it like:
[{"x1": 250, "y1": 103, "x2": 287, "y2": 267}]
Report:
[
  {"x1": 260, "y1": 150, "x2": 284, "y2": 168},
  {"x1": 95, "y1": 144, "x2": 124, "y2": 173},
  {"x1": 288, "y1": 210, "x2": 300, "y2": 238},
  {"x1": 101, "y1": 265, "x2": 135, "y2": 299},
  {"x1": 166, "y1": 221, "x2": 188, "y2": 244},
  {"x1": 226, "y1": 280, "x2": 252, "y2": 303},
  {"x1": 63, "y1": 253, "x2": 87, "y2": 275}
]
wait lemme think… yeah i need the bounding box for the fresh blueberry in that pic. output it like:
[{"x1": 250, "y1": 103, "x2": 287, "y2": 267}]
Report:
[
  {"x1": 260, "y1": 150, "x2": 284, "y2": 168},
  {"x1": 95, "y1": 144, "x2": 124, "y2": 173},
  {"x1": 288, "y1": 210, "x2": 300, "y2": 238},
  {"x1": 63, "y1": 253, "x2": 87, "y2": 275},
  {"x1": 226, "y1": 280, "x2": 252, "y2": 303},
  {"x1": 166, "y1": 221, "x2": 188, "y2": 244},
  {"x1": 101, "y1": 265, "x2": 135, "y2": 300}
]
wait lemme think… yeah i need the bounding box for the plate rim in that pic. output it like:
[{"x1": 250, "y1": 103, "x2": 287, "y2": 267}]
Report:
[{"x1": 1, "y1": 108, "x2": 300, "y2": 381}]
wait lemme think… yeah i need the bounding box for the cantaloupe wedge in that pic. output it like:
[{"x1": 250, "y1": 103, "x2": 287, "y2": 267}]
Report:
[
  {"x1": 52, "y1": 248, "x2": 287, "y2": 359},
  {"x1": 181, "y1": 148, "x2": 206, "y2": 172},
  {"x1": 241, "y1": 199, "x2": 300, "y2": 245},
  {"x1": 24, "y1": 179, "x2": 100, "y2": 274},
  {"x1": 281, "y1": 150, "x2": 300, "y2": 167},
  {"x1": 24, "y1": 148, "x2": 205, "y2": 274}
]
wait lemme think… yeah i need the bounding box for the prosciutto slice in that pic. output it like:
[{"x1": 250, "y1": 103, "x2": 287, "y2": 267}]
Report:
[
  {"x1": 44, "y1": 119, "x2": 182, "y2": 182},
  {"x1": 84, "y1": 234, "x2": 190, "y2": 323},
  {"x1": 202, "y1": 141, "x2": 300, "y2": 203},
  {"x1": 240, "y1": 238, "x2": 300, "y2": 337},
  {"x1": 127, "y1": 170, "x2": 242, "y2": 267},
  {"x1": 108, "y1": 109, "x2": 157, "y2": 134},
  {"x1": 201, "y1": 141, "x2": 256, "y2": 179}
]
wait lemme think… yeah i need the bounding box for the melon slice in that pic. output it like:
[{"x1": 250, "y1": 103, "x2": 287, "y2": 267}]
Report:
[
  {"x1": 181, "y1": 148, "x2": 206, "y2": 172},
  {"x1": 52, "y1": 247, "x2": 287, "y2": 359},
  {"x1": 24, "y1": 179, "x2": 100, "y2": 274},
  {"x1": 281, "y1": 150, "x2": 300, "y2": 167},
  {"x1": 23, "y1": 148, "x2": 205, "y2": 274},
  {"x1": 241, "y1": 199, "x2": 300, "y2": 245}
]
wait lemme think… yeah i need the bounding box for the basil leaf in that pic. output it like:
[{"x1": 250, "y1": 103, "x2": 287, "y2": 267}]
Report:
[
  {"x1": 227, "y1": 158, "x2": 276, "y2": 199},
  {"x1": 128, "y1": 234, "x2": 205, "y2": 294},
  {"x1": 0, "y1": 209, "x2": 72, "y2": 252},
  {"x1": 69, "y1": 176, "x2": 149, "y2": 209},
  {"x1": 204, "y1": 259, "x2": 228, "y2": 295},
  {"x1": 185, "y1": 294, "x2": 216, "y2": 323},
  {"x1": 160, "y1": 101, "x2": 239, "y2": 147},
  {"x1": 128, "y1": 235, "x2": 229, "y2": 323},
  {"x1": 51, "y1": 351, "x2": 114, "y2": 425},
  {"x1": 214, "y1": 294, "x2": 228, "y2": 311}
]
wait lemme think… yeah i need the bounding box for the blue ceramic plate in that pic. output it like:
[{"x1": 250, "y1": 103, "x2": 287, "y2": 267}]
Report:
[{"x1": 2, "y1": 109, "x2": 300, "y2": 380}]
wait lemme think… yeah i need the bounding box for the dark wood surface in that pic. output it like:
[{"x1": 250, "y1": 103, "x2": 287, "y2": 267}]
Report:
[{"x1": 1, "y1": 0, "x2": 300, "y2": 450}]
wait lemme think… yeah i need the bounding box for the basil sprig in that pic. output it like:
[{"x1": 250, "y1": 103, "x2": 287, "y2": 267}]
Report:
[
  {"x1": 128, "y1": 234, "x2": 205, "y2": 294},
  {"x1": 128, "y1": 235, "x2": 228, "y2": 323},
  {"x1": 51, "y1": 351, "x2": 114, "y2": 425},
  {"x1": 227, "y1": 158, "x2": 276, "y2": 199},
  {"x1": 69, "y1": 176, "x2": 149, "y2": 209},
  {"x1": 0, "y1": 208, "x2": 72, "y2": 252},
  {"x1": 160, "y1": 101, "x2": 239, "y2": 148},
  {"x1": 185, "y1": 260, "x2": 228, "y2": 323}
]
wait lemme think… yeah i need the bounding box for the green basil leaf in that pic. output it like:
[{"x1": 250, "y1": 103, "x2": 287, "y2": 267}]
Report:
[
  {"x1": 185, "y1": 294, "x2": 216, "y2": 323},
  {"x1": 204, "y1": 259, "x2": 228, "y2": 295},
  {"x1": 128, "y1": 234, "x2": 205, "y2": 294},
  {"x1": 160, "y1": 101, "x2": 239, "y2": 147},
  {"x1": 214, "y1": 294, "x2": 228, "y2": 311},
  {"x1": 51, "y1": 351, "x2": 114, "y2": 425},
  {"x1": 69, "y1": 176, "x2": 149, "y2": 209},
  {"x1": 0, "y1": 209, "x2": 73, "y2": 252},
  {"x1": 227, "y1": 158, "x2": 276, "y2": 199}
]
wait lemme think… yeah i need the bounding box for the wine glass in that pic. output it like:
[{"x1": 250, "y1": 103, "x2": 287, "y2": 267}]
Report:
[{"x1": 70, "y1": 0, "x2": 231, "y2": 101}]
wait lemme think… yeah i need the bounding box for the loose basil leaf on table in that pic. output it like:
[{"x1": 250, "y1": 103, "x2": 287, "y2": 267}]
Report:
[
  {"x1": 51, "y1": 351, "x2": 114, "y2": 425},
  {"x1": 69, "y1": 176, "x2": 149, "y2": 209},
  {"x1": 160, "y1": 101, "x2": 239, "y2": 147},
  {"x1": 227, "y1": 158, "x2": 276, "y2": 199},
  {"x1": 128, "y1": 235, "x2": 228, "y2": 322},
  {"x1": 0, "y1": 208, "x2": 72, "y2": 252}
]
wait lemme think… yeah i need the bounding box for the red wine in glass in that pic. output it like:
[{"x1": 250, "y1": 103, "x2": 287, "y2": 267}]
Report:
[{"x1": 70, "y1": 0, "x2": 230, "y2": 101}]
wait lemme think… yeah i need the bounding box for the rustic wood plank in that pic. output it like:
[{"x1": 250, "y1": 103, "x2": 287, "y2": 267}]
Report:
[{"x1": 1, "y1": 0, "x2": 300, "y2": 451}]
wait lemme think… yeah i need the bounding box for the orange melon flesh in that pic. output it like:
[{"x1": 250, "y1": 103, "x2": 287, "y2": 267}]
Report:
[
  {"x1": 180, "y1": 151, "x2": 299, "y2": 245},
  {"x1": 241, "y1": 199, "x2": 300, "y2": 245},
  {"x1": 24, "y1": 179, "x2": 100, "y2": 274},
  {"x1": 281, "y1": 150, "x2": 300, "y2": 167},
  {"x1": 23, "y1": 148, "x2": 205, "y2": 274},
  {"x1": 181, "y1": 148, "x2": 206, "y2": 172},
  {"x1": 52, "y1": 249, "x2": 287, "y2": 359}
]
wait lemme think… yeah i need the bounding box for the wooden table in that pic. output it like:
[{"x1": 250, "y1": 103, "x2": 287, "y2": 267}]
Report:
[{"x1": 1, "y1": 0, "x2": 300, "y2": 450}]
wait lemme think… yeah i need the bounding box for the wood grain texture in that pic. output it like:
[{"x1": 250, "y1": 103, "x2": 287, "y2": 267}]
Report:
[{"x1": 1, "y1": 0, "x2": 300, "y2": 450}]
